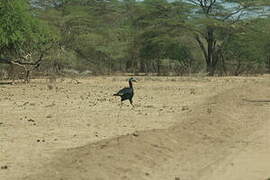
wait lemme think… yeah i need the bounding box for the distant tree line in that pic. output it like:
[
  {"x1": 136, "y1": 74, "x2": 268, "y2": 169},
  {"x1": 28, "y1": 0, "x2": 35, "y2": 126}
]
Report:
[{"x1": 1, "y1": 0, "x2": 270, "y2": 78}]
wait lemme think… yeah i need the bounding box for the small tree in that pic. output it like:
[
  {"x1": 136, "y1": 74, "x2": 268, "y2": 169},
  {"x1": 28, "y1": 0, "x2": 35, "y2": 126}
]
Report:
[
  {"x1": 220, "y1": 17, "x2": 270, "y2": 75},
  {"x1": 130, "y1": 0, "x2": 191, "y2": 74},
  {"x1": 0, "y1": 0, "x2": 55, "y2": 81}
]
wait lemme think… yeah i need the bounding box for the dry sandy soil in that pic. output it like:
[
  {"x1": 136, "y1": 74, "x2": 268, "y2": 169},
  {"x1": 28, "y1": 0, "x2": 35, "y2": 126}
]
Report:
[{"x1": 0, "y1": 75, "x2": 269, "y2": 180}]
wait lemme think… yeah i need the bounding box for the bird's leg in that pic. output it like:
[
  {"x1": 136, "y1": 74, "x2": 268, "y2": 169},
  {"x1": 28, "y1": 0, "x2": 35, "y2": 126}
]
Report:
[{"x1": 129, "y1": 99, "x2": 134, "y2": 108}]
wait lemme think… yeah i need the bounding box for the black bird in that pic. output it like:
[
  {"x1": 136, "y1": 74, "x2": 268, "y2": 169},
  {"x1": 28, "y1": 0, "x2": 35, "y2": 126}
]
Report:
[{"x1": 113, "y1": 77, "x2": 137, "y2": 107}]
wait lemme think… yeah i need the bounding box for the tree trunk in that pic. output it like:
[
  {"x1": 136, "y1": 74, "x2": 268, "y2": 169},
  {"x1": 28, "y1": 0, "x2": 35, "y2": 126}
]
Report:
[
  {"x1": 195, "y1": 27, "x2": 218, "y2": 76},
  {"x1": 266, "y1": 55, "x2": 270, "y2": 73},
  {"x1": 206, "y1": 27, "x2": 218, "y2": 76},
  {"x1": 220, "y1": 52, "x2": 227, "y2": 76},
  {"x1": 234, "y1": 59, "x2": 242, "y2": 76},
  {"x1": 139, "y1": 59, "x2": 146, "y2": 73},
  {"x1": 157, "y1": 59, "x2": 161, "y2": 76},
  {"x1": 206, "y1": 63, "x2": 215, "y2": 76}
]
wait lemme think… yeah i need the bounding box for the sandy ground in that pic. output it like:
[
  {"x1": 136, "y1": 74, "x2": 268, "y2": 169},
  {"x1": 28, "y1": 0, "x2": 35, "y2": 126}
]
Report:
[{"x1": 0, "y1": 75, "x2": 269, "y2": 180}]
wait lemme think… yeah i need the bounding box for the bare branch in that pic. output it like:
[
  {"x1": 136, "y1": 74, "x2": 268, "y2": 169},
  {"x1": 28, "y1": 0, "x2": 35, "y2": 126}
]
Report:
[
  {"x1": 206, "y1": 0, "x2": 216, "y2": 14},
  {"x1": 222, "y1": 7, "x2": 246, "y2": 22},
  {"x1": 12, "y1": 54, "x2": 43, "y2": 66},
  {"x1": 186, "y1": 0, "x2": 201, "y2": 6},
  {"x1": 0, "y1": 58, "x2": 12, "y2": 65}
]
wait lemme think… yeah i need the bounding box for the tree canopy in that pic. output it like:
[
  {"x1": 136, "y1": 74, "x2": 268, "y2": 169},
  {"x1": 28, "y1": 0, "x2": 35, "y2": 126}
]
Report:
[
  {"x1": 0, "y1": 0, "x2": 55, "y2": 58},
  {"x1": 1, "y1": 0, "x2": 270, "y2": 76}
]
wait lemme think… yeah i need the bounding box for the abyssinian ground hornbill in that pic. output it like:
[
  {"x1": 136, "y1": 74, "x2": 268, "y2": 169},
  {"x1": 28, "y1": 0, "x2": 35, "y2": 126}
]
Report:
[{"x1": 113, "y1": 77, "x2": 137, "y2": 107}]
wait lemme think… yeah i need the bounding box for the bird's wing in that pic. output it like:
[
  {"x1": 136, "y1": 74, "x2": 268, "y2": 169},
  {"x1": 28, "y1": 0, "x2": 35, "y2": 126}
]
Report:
[{"x1": 116, "y1": 87, "x2": 132, "y2": 96}]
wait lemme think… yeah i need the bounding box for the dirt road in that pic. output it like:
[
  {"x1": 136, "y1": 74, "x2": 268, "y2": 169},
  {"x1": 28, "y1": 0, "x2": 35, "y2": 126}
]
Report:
[{"x1": 0, "y1": 76, "x2": 269, "y2": 180}]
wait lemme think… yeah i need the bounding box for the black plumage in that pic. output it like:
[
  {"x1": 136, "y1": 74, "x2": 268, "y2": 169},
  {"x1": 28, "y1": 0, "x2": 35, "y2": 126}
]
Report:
[{"x1": 113, "y1": 77, "x2": 136, "y2": 106}]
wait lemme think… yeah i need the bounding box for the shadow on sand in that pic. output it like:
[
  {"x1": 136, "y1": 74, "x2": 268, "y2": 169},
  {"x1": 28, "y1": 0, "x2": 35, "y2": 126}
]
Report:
[{"x1": 243, "y1": 98, "x2": 270, "y2": 103}]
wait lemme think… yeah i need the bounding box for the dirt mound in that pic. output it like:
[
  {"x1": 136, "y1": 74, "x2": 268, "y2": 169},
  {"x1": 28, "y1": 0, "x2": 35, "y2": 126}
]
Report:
[{"x1": 25, "y1": 81, "x2": 270, "y2": 180}]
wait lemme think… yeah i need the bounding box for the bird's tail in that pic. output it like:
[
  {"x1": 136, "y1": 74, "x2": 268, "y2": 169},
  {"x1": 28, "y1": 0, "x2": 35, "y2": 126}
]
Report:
[{"x1": 113, "y1": 93, "x2": 119, "y2": 96}]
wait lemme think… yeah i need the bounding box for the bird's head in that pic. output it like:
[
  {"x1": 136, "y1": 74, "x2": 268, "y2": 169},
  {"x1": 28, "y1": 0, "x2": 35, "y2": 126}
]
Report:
[{"x1": 128, "y1": 77, "x2": 137, "y2": 82}]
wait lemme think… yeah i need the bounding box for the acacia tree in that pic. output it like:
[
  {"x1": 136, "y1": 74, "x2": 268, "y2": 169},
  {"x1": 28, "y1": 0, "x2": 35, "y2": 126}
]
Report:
[
  {"x1": 185, "y1": 0, "x2": 270, "y2": 76},
  {"x1": 129, "y1": 0, "x2": 192, "y2": 74},
  {"x1": 0, "y1": 0, "x2": 55, "y2": 81},
  {"x1": 25, "y1": 0, "x2": 270, "y2": 76},
  {"x1": 36, "y1": 0, "x2": 133, "y2": 74},
  {"x1": 219, "y1": 17, "x2": 270, "y2": 75}
]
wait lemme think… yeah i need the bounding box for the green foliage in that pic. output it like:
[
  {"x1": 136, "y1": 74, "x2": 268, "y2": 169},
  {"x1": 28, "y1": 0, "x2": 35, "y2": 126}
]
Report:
[
  {"x1": 138, "y1": 29, "x2": 191, "y2": 62},
  {"x1": 184, "y1": 0, "x2": 270, "y2": 75},
  {"x1": 0, "y1": 0, "x2": 55, "y2": 57},
  {"x1": 8, "y1": 0, "x2": 269, "y2": 76}
]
